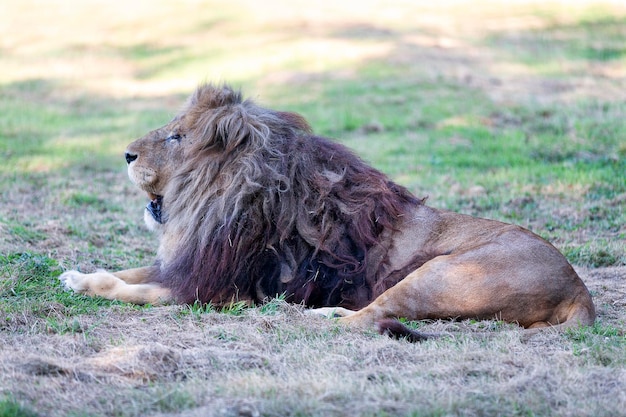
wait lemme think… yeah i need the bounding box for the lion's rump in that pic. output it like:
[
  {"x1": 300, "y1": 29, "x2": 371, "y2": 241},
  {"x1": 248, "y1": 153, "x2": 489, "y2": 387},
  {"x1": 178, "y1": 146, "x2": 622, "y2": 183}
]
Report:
[{"x1": 153, "y1": 86, "x2": 421, "y2": 309}]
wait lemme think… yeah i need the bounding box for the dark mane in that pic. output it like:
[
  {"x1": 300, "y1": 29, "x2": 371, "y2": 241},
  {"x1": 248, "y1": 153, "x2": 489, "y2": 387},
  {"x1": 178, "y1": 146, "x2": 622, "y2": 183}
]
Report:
[{"x1": 155, "y1": 84, "x2": 421, "y2": 308}]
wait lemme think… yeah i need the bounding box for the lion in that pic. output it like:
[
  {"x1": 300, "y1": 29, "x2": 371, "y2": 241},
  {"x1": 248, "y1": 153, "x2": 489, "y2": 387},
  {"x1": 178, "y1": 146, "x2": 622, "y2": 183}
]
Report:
[{"x1": 60, "y1": 84, "x2": 595, "y2": 339}]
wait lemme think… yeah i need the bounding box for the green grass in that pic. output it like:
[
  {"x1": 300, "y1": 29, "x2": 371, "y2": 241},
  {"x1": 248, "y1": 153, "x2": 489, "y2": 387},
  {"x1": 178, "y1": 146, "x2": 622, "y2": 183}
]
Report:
[
  {"x1": 0, "y1": 398, "x2": 39, "y2": 417},
  {"x1": 181, "y1": 294, "x2": 289, "y2": 319},
  {"x1": 0, "y1": 82, "x2": 174, "y2": 176},
  {"x1": 567, "y1": 323, "x2": 626, "y2": 366},
  {"x1": 0, "y1": 253, "x2": 126, "y2": 321}
]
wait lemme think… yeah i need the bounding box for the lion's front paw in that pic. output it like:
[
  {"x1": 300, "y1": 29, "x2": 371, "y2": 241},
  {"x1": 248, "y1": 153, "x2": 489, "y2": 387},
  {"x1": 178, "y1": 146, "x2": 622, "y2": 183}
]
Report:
[{"x1": 59, "y1": 270, "x2": 90, "y2": 293}]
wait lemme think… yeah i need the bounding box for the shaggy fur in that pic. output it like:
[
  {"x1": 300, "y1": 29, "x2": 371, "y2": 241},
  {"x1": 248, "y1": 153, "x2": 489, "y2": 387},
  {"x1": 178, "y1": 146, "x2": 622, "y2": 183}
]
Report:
[{"x1": 154, "y1": 85, "x2": 421, "y2": 308}]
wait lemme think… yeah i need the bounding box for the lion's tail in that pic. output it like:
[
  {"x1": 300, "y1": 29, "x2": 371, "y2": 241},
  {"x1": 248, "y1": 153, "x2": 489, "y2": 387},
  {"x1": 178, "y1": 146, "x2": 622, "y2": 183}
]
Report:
[{"x1": 377, "y1": 319, "x2": 440, "y2": 343}]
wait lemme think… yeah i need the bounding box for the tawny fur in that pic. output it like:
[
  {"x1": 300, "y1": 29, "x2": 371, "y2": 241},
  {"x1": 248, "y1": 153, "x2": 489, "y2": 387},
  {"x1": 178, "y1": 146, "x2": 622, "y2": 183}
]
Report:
[{"x1": 60, "y1": 83, "x2": 596, "y2": 337}]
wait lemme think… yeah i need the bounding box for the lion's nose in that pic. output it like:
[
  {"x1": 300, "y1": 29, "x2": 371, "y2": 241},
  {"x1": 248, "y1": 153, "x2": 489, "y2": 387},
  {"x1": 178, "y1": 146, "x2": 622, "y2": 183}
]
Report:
[{"x1": 125, "y1": 152, "x2": 138, "y2": 164}]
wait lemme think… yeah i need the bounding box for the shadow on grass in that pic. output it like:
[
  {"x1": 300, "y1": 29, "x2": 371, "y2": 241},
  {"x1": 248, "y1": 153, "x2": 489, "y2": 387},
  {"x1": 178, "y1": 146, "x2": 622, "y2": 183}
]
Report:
[
  {"x1": 487, "y1": 15, "x2": 626, "y2": 64},
  {"x1": 0, "y1": 78, "x2": 186, "y2": 175}
]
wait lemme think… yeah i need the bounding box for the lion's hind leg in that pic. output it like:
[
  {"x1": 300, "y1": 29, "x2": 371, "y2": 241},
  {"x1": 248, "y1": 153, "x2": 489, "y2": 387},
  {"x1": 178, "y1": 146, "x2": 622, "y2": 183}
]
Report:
[
  {"x1": 336, "y1": 236, "x2": 595, "y2": 339},
  {"x1": 525, "y1": 293, "x2": 596, "y2": 333},
  {"x1": 59, "y1": 268, "x2": 172, "y2": 305}
]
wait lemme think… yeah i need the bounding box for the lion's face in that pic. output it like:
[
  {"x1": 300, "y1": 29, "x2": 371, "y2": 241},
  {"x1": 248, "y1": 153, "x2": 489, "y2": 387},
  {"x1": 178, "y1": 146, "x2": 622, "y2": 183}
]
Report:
[{"x1": 125, "y1": 117, "x2": 190, "y2": 228}]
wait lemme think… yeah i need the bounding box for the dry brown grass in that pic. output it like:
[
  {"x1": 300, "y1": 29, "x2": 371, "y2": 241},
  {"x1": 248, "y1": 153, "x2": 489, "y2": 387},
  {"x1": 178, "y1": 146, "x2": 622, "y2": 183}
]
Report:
[{"x1": 2, "y1": 267, "x2": 625, "y2": 417}]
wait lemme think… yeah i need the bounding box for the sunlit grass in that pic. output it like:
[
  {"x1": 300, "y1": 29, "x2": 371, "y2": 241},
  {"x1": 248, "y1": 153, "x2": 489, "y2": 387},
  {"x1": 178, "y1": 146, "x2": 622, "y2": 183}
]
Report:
[{"x1": 1, "y1": 2, "x2": 626, "y2": 416}]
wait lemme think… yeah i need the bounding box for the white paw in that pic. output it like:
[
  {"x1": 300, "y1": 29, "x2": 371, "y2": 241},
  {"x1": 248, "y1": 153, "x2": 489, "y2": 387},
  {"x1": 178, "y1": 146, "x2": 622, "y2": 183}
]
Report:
[
  {"x1": 59, "y1": 270, "x2": 89, "y2": 293},
  {"x1": 306, "y1": 307, "x2": 355, "y2": 318}
]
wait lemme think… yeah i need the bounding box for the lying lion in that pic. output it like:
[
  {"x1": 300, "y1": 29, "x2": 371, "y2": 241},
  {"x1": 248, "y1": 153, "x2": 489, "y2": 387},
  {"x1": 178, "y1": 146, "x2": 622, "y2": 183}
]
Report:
[{"x1": 60, "y1": 84, "x2": 595, "y2": 339}]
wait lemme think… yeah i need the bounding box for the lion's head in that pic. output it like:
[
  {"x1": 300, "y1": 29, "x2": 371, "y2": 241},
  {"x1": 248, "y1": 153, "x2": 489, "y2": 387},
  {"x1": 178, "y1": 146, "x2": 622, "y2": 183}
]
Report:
[
  {"x1": 125, "y1": 119, "x2": 184, "y2": 227},
  {"x1": 125, "y1": 84, "x2": 421, "y2": 308}
]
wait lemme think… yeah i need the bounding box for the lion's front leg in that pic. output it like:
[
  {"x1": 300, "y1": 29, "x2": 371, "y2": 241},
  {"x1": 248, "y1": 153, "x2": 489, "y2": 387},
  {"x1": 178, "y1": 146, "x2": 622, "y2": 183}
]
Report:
[
  {"x1": 59, "y1": 267, "x2": 172, "y2": 305},
  {"x1": 111, "y1": 266, "x2": 158, "y2": 284}
]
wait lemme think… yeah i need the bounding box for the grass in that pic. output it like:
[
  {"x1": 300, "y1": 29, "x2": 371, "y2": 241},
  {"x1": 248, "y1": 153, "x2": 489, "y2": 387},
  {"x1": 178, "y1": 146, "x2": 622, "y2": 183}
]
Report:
[
  {"x1": 1, "y1": 1, "x2": 626, "y2": 416},
  {"x1": 0, "y1": 397, "x2": 39, "y2": 417},
  {"x1": 0, "y1": 253, "x2": 132, "y2": 335}
]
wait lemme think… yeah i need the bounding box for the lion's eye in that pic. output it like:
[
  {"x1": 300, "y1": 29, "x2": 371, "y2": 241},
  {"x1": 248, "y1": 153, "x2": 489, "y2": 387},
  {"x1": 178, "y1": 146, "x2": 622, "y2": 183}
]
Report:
[{"x1": 166, "y1": 134, "x2": 183, "y2": 143}]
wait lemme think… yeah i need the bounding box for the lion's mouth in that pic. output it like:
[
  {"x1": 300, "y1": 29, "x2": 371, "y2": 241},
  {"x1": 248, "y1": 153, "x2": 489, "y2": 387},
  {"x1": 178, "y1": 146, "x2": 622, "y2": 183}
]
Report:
[{"x1": 146, "y1": 193, "x2": 164, "y2": 224}]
